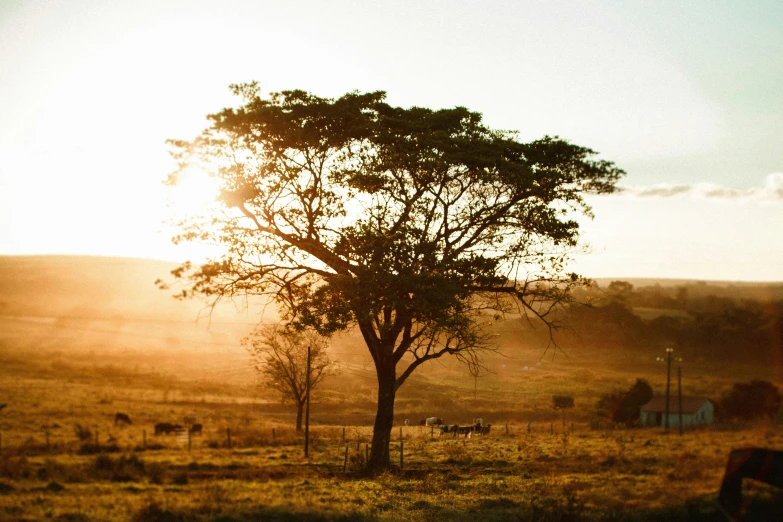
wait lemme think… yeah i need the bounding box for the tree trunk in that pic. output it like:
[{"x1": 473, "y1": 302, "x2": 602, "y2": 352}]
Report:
[
  {"x1": 295, "y1": 401, "x2": 304, "y2": 432},
  {"x1": 368, "y1": 361, "x2": 396, "y2": 471}
]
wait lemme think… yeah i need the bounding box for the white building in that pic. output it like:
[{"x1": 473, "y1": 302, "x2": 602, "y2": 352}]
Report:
[{"x1": 640, "y1": 396, "x2": 714, "y2": 427}]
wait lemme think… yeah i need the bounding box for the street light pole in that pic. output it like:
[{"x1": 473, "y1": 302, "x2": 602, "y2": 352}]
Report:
[
  {"x1": 665, "y1": 348, "x2": 672, "y2": 430},
  {"x1": 678, "y1": 365, "x2": 683, "y2": 435},
  {"x1": 657, "y1": 347, "x2": 681, "y2": 432}
]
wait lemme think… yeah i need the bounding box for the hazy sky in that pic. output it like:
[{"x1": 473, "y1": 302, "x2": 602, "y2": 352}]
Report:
[{"x1": 1, "y1": 0, "x2": 781, "y2": 281}]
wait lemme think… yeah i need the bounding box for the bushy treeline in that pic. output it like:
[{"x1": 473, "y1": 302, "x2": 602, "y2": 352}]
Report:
[
  {"x1": 594, "y1": 378, "x2": 781, "y2": 424},
  {"x1": 557, "y1": 281, "x2": 783, "y2": 359},
  {"x1": 719, "y1": 380, "x2": 781, "y2": 420}
]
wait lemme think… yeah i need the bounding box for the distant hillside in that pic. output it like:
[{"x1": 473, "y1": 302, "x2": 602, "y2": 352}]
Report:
[
  {"x1": 0, "y1": 255, "x2": 275, "y2": 324},
  {"x1": 593, "y1": 277, "x2": 783, "y2": 301},
  {"x1": 1, "y1": 255, "x2": 780, "y2": 394},
  {"x1": 3, "y1": 255, "x2": 781, "y2": 325}
]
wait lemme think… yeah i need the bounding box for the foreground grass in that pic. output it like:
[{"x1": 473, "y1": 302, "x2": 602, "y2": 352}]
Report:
[
  {"x1": 2, "y1": 425, "x2": 783, "y2": 521},
  {"x1": 2, "y1": 318, "x2": 783, "y2": 520}
]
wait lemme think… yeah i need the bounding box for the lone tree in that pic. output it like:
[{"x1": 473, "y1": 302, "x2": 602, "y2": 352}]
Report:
[
  {"x1": 245, "y1": 325, "x2": 331, "y2": 432},
  {"x1": 552, "y1": 394, "x2": 575, "y2": 429},
  {"x1": 162, "y1": 84, "x2": 623, "y2": 470}
]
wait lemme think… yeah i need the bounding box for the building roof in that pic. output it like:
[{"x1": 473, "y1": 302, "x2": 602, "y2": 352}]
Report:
[{"x1": 641, "y1": 396, "x2": 712, "y2": 414}]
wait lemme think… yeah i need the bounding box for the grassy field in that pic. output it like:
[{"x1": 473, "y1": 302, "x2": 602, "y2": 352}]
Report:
[
  {"x1": 1, "y1": 257, "x2": 782, "y2": 520},
  {"x1": 2, "y1": 316, "x2": 783, "y2": 521}
]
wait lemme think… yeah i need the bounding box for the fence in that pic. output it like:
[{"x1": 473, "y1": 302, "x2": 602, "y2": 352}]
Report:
[{"x1": 0, "y1": 421, "x2": 594, "y2": 462}]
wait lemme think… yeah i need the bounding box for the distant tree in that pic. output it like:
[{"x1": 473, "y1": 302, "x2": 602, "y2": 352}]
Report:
[
  {"x1": 162, "y1": 84, "x2": 624, "y2": 469},
  {"x1": 720, "y1": 380, "x2": 781, "y2": 421},
  {"x1": 626, "y1": 378, "x2": 653, "y2": 408},
  {"x1": 606, "y1": 281, "x2": 634, "y2": 303},
  {"x1": 675, "y1": 286, "x2": 688, "y2": 309},
  {"x1": 245, "y1": 325, "x2": 332, "y2": 431},
  {"x1": 596, "y1": 379, "x2": 653, "y2": 426},
  {"x1": 553, "y1": 395, "x2": 575, "y2": 428},
  {"x1": 596, "y1": 391, "x2": 626, "y2": 424}
]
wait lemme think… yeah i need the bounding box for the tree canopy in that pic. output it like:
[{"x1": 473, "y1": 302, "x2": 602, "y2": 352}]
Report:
[
  {"x1": 163, "y1": 84, "x2": 624, "y2": 469},
  {"x1": 596, "y1": 378, "x2": 654, "y2": 426}
]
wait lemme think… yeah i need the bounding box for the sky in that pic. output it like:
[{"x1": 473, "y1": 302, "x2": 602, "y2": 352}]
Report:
[{"x1": 0, "y1": 0, "x2": 781, "y2": 281}]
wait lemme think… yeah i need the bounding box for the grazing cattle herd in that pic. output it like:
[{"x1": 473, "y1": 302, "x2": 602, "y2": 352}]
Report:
[
  {"x1": 437, "y1": 419, "x2": 492, "y2": 438},
  {"x1": 108, "y1": 411, "x2": 489, "y2": 445},
  {"x1": 154, "y1": 422, "x2": 184, "y2": 436},
  {"x1": 112, "y1": 413, "x2": 203, "y2": 437}
]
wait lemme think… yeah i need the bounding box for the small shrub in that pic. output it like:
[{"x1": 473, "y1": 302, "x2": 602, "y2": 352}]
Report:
[
  {"x1": 0, "y1": 455, "x2": 32, "y2": 480},
  {"x1": 147, "y1": 462, "x2": 168, "y2": 485},
  {"x1": 54, "y1": 514, "x2": 90, "y2": 522},
  {"x1": 45, "y1": 481, "x2": 65, "y2": 492},
  {"x1": 74, "y1": 424, "x2": 92, "y2": 442},
  {"x1": 94, "y1": 454, "x2": 115, "y2": 472},
  {"x1": 91, "y1": 454, "x2": 145, "y2": 482}
]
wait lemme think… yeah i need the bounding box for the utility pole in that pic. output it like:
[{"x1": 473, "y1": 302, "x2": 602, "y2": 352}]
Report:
[
  {"x1": 678, "y1": 366, "x2": 683, "y2": 435},
  {"x1": 304, "y1": 345, "x2": 311, "y2": 458},
  {"x1": 657, "y1": 347, "x2": 680, "y2": 431}
]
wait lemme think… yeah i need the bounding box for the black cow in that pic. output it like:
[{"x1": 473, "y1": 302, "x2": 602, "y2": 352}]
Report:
[
  {"x1": 439, "y1": 424, "x2": 455, "y2": 436},
  {"x1": 189, "y1": 423, "x2": 203, "y2": 436},
  {"x1": 154, "y1": 422, "x2": 184, "y2": 435},
  {"x1": 456, "y1": 425, "x2": 474, "y2": 437},
  {"x1": 114, "y1": 412, "x2": 132, "y2": 426}
]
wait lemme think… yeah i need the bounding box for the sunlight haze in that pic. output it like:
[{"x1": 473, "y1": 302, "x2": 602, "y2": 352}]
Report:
[{"x1": 1, "y1": 0, "x2": 781, "y2": 280}]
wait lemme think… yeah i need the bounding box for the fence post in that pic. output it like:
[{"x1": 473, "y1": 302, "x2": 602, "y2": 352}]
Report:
[
  {"x1": 45, "y1": 427, "x2": 50, "y2": 452},
  {"x1": 143, "y1": 429, "x2": 146, "y2": 451},
  {"x1": 188, "y1": 428, "x2": 192, "y2": 452},
  {"x1": 272, "y1": 428, "x2": 276, "y2": 443},
  {"x1": 550, "y1": 423, "x2": 553, "y2": 435},
  {"x1": 343, "y1": 445, "x2": 348, "y2": 473},
  {"x1": 227, "y1": 428, "x2": 232, "y2": 449},
  {"x1": 505, "y1": 423, "x2": 508, "y2": 435},
  {"x1": 400, "y1": 440, "x2": 404, "y2": 469},
  {"x1": 342, "y1": 427, "x2": 345, "y2": 444}
]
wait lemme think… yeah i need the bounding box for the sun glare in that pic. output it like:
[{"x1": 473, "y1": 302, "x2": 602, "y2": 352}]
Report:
[{"x1": 166, "y1": 166, "x2": 222, "y2": 219}]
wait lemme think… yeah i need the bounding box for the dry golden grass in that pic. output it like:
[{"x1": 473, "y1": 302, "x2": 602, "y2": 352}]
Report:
[{"x1": 2, "y1": 316, "x2": 783, "y2": 521}]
